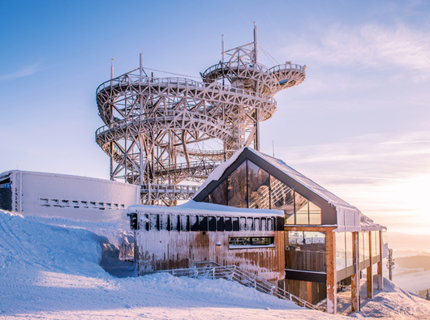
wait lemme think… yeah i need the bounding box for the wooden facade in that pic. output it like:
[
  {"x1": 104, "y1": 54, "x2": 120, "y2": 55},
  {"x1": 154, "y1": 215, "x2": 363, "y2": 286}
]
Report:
[{"x1": 130, "y1": 207, "x2": 285, "y2": 282}]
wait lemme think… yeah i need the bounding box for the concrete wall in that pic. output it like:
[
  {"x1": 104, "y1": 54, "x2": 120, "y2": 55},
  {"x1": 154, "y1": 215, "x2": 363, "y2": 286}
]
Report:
[{"x1": 4, "y1": 170, "x2": 140, "y2": 222}]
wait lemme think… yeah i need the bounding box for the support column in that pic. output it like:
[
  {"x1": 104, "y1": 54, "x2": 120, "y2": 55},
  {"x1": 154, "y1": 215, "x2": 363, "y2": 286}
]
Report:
[
  {"x1": 367, "y1": 232, "x2": 373, "y2": 299},
  {"x1": 377, "y1": 230, "x2": 383, "y2": 290},
  {"x1": 326, "y1": 231, "x2": 337, "y2": 314},
  {"x1": 307, "y1": 281, "x2": 313, "y2": 304},
  {"x1": 351, "y1": 231, "x2": 360, "y2": 312}
]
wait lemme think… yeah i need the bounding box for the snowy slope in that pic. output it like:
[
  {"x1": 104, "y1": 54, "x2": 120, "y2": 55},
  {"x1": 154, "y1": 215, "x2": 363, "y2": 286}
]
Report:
[
  {"x1": 1, "y1": 209, "x2": 429, "y2": 320},
  {"x1": 0, "y1": 210, "x2": 339, "y2": 320}
]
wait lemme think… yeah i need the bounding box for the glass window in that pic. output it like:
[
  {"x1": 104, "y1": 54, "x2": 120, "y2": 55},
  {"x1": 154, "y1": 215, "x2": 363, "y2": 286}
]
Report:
[
  {"x1": 345, "y1": 232, "x2": 353, "y2": 267},
  {"x1": 359, "y1": 232, "x2": 364, "y2": 262},
  {"x1": 364, "y1": 231, "x2": 369, "y2": 260},
  {"x1": 375, "y1": 232, "x2": 380, "y2": 256},
  {"x1": 247, "y1": 160, "x2": 270, "y2": 209},
  {"x1": 208, "y1": 216, "x2": 216, "y2": 231},
  {"x1": 199, "y1": 216, "x2": 208, "y2": 231},
  {"x1": 232, "y1": 217, "x2": 240, "y2": 231},
  {"x1": 336, "y1": 232, "x2": 346, "y2": 270},
  {"x1": 270, "y1": 176, "x2": 294, "y2": 214},
  {"x1": 225, "y1": 217, "x2": 232, "y2": 231},
  {"x1": 216, "y1": 216, "x2": 225, "y2": 231},
  {"x1": 208, "y1": 180, "x2": 227, "y2": 205},
  {"x1": 227, "y1": 162, "x2": 248, "y2": 208},
  {"x1": 309, "y1": 202, "x2": 322, "y2": 224},
  {"x1": 285, "y1": 231, "x2": 326, "y2": 272},
  {"x1": 190, "y1": 215, "x2": 199, "y2": 231},
  {"x1": 229, "y1": 236, "x2": 274, "y2": 249},
  {"x1": 295, "y1": 192, "x2": 309, "y2": 224}
]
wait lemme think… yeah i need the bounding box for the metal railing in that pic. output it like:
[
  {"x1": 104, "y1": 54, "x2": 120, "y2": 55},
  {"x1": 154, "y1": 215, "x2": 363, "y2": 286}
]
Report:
[{"x1": 149, "y1": 262, "x2": 321, "y2": 311}]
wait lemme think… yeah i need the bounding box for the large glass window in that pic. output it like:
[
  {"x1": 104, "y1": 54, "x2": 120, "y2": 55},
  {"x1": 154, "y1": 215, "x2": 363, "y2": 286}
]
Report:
[
  {"x1": 295, "y1": 192, "x2": 309, "y2": 224},
  {"x1": 207, "y1": 180, "x2": 227, "y2": 205},
  {"x1": 336, "y1": 232, "x2": 346, "y2": 270},
  {"x1": 202, "y1": 159, "x2": 322, "y2": 225},
  {"x1": 345, "y1": 232, "x2": 353, "y2": 267},
  {"x1": 364, "y1": 231, "x2": 369, "y2": 260},
  {"x1": 247, "y1": 160, "x2": 270, "y2": 209},
  {"x1": 309, "y1": 202, "x2": 322, "y2": 224},
  {"x1": 227, "y1": 162, "x2": 248, "y2": 207},
  {"x1": 285, "y1": 231, "x2": 326, "y2": 272}
]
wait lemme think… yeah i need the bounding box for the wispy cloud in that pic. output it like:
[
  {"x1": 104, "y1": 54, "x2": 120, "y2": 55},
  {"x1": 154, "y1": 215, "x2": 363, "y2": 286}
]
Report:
[
  {"x1": 283, "y1": 24, "x2": 430, "y2": 75},
  {"x1": 278, "y1": 130, "x2": 430, "y2": 183},
  {"x1": 275, "y1": 130, "x2": 430, "y2": 234},
  {"x1": 0, "y1": 64, "x2": 41, "y2": 81}
]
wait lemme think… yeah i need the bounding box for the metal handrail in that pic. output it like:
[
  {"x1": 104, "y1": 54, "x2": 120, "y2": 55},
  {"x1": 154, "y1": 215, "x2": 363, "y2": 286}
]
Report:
[
  {"x1": 95, "y1": 109, "x2": 231, "y2": 138},
  {"x1": 96, "y1": 73, "x2": 275, "y2": 104},
  {"x1": 150, "y1": 263, "x2": 321, "y2": 311}
]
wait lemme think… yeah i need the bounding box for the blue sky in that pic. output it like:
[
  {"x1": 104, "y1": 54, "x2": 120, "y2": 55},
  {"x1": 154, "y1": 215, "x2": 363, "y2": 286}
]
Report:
[{"x1": 1, "y1": 0, "x2": 430, "y2": 235}]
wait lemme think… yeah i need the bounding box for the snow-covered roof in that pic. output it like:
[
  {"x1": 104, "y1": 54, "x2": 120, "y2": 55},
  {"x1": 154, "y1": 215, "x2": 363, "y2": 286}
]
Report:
[
  {"x1": 0, "y1": 169, "x2": 138, "y2": 188},
  {"x1": 128, "y1": 200, "x2": 284, "y2": 217},
  {"x1": 193, "y1": 147, "x2": 385, "y2": 232}
]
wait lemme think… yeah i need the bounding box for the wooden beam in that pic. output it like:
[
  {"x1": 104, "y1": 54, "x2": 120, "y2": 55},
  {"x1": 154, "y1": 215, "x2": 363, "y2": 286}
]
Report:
[
  {"x1": 377, "y1": 230, "x2": 383, "y2": 290},
  {"x1": 307, "y1": 281, "x2": 313, "y2": 304},
  {"x1": 284, "y1": 226, "x2": 336, "y2": 232},
  {"x1": 351, "y1": 231, "x2": 360, "y2": 312},
  {"x1": 367, "y1": 232, "x2": 373, "y2": 299},
  {"x1": 326, "y1": 230, "x2": 337, "y2": 314}
]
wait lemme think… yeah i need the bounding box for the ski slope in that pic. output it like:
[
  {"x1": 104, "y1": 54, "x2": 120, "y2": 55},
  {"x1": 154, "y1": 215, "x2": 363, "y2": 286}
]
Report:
[{"x1": 0, "y1": 210, "x2": 429, "y2": 319}]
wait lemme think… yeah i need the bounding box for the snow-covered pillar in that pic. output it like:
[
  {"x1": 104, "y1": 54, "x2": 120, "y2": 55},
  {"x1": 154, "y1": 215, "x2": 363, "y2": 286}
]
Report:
[
  {"x1": 351, "y1": 231, "x2": 360, "y2": 312},
  {"x1": 377, "y1": 230, "x2": 383, "y2": 290},
  {"x1": 367, "y1": 232, "x2": 373, "y2": 299},
  {"x1": 326, "y1": 230, "x2": 337, "y2": 314}
]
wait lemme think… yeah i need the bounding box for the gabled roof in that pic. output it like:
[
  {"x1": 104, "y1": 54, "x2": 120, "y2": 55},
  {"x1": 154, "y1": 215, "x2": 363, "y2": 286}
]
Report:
[{"x1": 194, "y1": 147, "x2": 384, "y2": 232}]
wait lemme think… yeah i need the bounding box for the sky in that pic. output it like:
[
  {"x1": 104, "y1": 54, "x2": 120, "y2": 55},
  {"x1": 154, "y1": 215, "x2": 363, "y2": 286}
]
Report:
[{"x1": 0, "y1": 0, "x2": 429, "y2": 235}]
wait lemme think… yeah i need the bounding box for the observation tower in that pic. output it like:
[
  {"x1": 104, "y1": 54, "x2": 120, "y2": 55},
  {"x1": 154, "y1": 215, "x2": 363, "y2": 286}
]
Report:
[{"x1": 95, "y1": 24, "x2": 305, "y2": 205}]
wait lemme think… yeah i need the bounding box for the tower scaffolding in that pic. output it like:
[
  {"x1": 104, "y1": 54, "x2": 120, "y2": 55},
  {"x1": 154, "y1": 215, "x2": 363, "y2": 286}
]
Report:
[{"x1": 95, "y1": 25, "x2": 306, "y2": 205}]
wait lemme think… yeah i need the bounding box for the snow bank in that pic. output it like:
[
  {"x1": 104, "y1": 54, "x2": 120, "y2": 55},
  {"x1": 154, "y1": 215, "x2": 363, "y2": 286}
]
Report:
[
  {"x1": 1, "y1": 209, "x2": 427, "y2": 320},
  {"x1": 0, "y1": 209, "x2": 328, "y2": 320},
  {"x1": 353, "y1": 278, "x2": 430, "y2": 319}
]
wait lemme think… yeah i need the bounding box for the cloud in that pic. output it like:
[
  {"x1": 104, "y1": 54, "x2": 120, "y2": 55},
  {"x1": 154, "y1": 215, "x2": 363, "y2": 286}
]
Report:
[
  {"x1": 0, "y1": 64, "x2": 41, "y2": 81},
  {"x1": 274, "y1": 130, "x2": 430, "y2": 234},
  {"x1": 283, "y1": 24, "x2": 430, "y2": 75}
]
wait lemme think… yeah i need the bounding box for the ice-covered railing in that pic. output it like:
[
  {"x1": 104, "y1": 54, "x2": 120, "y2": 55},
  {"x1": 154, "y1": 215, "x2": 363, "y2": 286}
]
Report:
[
  {"x1": 95, "y1": 110, "x2": 231, "y2": 138},
  {"x1": 149, "y1": 262, "x2": 322, "y2": 311},
  {"x1": 140, "y1": 184, "x2": 199, "y2": 194},
  {"x1": 268, "y1": 63, "x2": 306, "y2": 73},
  {"x1": 201, "y1": 61, "x2": 269, "y2": 78},
  {"x1": 153, "y1": 160, "x2": 218, "y2": 174},
  {"x1": 96, "y1": 71, "x2": 276, "y2": 103}
]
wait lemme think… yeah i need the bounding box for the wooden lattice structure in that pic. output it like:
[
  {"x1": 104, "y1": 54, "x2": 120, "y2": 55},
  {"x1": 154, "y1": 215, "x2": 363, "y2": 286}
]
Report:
[{"x1": 95, "y1": 25, "x2": 305, "y2": 204}]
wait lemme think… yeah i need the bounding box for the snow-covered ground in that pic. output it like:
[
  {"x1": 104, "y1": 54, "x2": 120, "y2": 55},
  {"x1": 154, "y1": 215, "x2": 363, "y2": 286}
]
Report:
[{"x1": 1, "y1": 210, "x2": 429, "y2": 319}]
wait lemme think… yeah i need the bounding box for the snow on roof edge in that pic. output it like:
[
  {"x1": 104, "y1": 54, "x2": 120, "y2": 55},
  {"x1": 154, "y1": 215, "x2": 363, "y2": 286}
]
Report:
[{"x1": 128, "y1": 200, "x2": 284, "y2": 217}]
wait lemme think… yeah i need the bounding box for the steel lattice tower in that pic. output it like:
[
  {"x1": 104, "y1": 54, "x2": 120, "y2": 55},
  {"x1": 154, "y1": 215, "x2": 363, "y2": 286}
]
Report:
[{"x1": 95, "y1": 25, "x2": 305, "y2": 205}]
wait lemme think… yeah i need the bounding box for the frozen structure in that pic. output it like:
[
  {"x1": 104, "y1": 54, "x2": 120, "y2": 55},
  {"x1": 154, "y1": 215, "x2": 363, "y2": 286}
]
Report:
[
  {"x1": 0, "y1": 170, "x2": 139, "y2": 222},
  {"x1": 95, "y1": 24, "x2": 305, "y2": 205},
  {"x1": 129, "y1": 147, "x2": 387, "y2": 314}
]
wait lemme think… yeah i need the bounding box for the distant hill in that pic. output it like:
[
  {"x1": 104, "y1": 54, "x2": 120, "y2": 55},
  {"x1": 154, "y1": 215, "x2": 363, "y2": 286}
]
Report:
[{"x1": 395, "y1": 256, "x2": 430, "y2": 271}]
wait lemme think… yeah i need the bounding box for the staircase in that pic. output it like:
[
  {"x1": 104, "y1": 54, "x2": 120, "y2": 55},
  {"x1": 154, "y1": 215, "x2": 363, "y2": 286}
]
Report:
[{"x1": 151, "y1": 262, "x2": 322, "y2": 311}]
